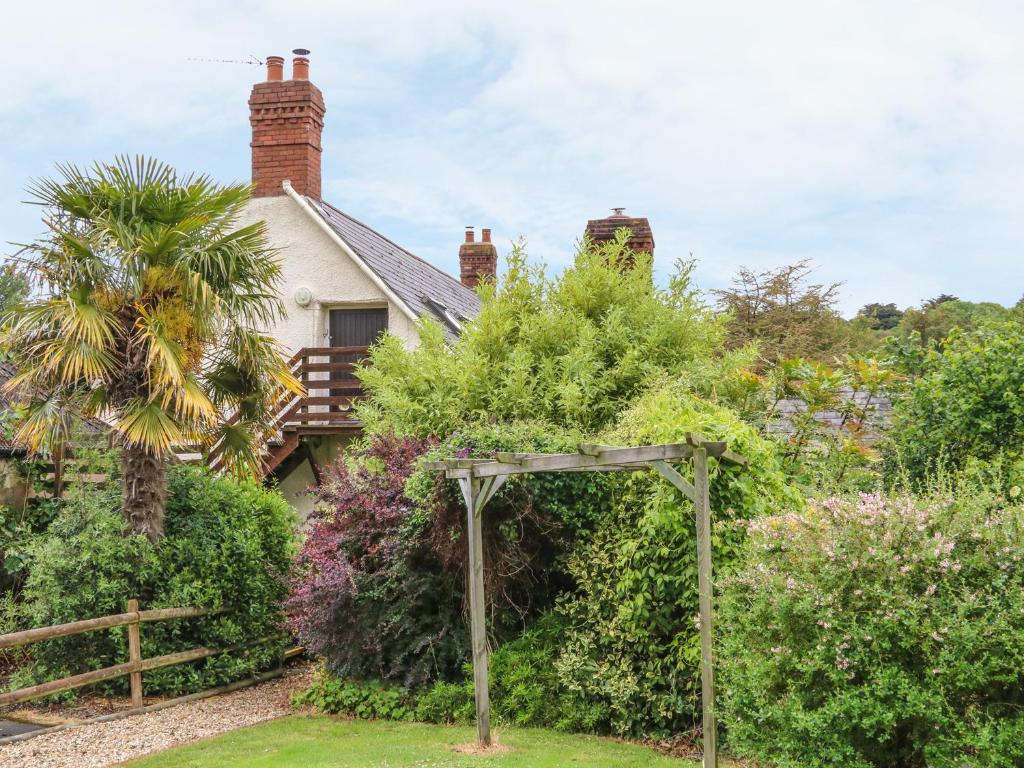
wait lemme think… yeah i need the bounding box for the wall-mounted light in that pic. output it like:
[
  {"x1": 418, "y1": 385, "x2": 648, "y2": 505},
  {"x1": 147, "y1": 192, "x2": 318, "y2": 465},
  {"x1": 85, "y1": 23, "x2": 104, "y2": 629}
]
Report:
[{"x1": 294, "y1": 287, "x2": 313, "y2": 307}]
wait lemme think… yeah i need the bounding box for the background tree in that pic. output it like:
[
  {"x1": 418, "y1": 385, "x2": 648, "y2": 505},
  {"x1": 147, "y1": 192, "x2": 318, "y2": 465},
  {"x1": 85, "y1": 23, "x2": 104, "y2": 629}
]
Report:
[
  {"x1": 2, "y1": 157, "x2": 300, "y2": 541},
  {"x1": 857, "y1": 301, "x2": 903, "y2": 331},
  {"x1": 923, "y1": 293, "x2": 959, "y2": 309},
  {"x1": 885, "y1": 322, "x2": 1024, "y2": 482},
  {"x1": 894, "y1": 297, "x2": 1012, "y2": 348},
  {"x1": 0, "y1": 263, "x2": 29, "y2": 320},
  {"x1": 713, "y1": 259, "x2": 848, "y2": 367}
]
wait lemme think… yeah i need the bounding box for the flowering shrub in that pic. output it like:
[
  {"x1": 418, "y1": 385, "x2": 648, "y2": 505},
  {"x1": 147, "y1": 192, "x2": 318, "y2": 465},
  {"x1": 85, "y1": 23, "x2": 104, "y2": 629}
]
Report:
[{"x1": 718, "y1": 491, "x2": 1024, "y2": 768}]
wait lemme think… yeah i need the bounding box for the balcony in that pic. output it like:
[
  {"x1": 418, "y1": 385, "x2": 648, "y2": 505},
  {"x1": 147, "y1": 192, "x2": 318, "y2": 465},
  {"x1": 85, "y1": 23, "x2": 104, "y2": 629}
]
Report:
[{"x1": 208, "y1": 345, "x2": 369, "y2": 476}]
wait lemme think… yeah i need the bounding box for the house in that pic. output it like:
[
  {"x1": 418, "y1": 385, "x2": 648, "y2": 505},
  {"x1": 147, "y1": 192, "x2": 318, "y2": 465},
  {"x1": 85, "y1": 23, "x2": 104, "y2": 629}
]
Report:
[
  {"x1": 232, "y1": 54, "x2": 655, "y2": 516},
  {"x1": 231, "y1": 53, "x2": 492, "y2": 515}
]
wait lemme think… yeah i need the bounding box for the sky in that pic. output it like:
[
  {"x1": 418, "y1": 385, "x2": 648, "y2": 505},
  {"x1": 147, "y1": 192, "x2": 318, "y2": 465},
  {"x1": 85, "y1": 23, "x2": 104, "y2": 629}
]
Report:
[{"x1": 2, "y1": 1, "x2": 1023, "y2": 316}]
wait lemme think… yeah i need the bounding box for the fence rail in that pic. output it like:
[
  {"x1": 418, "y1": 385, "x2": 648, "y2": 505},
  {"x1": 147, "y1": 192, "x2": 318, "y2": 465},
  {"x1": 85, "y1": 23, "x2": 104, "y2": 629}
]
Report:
[{"x1": 0, "y1": 601, "x2": 267, "y2": 711}]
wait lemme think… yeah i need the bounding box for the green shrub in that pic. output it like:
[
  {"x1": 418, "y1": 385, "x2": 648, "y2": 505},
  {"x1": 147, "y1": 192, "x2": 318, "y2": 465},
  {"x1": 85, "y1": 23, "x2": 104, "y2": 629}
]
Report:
[
  {"x1": 885, "y1": 322, "x2": 1024, "y2": 483},
  {"x1": 10, "y1": 465, "x2": 297, "y2": 697},
  {"x1": 414, "y1": 680, "x2": 474, "y2": 725},
  {"x1": 301, "y1": 615, "x2": 606, "y2": 732},
  {"x1": 0, "y1": 423, "x2": 116, "y2": 596},
  {"x1": 489, "y1": 614, "x2": 609, "y2": 732},
  {"x1": 294, "y1": 672, "x2": 417, "y2": 721},
  {"x1": 357, "y1": 238, "x2": 725, "y2": 437},
  {"x1": 555, "y1": 382, "x2": 800, "y2": 737},
  {"x1": 718, "y1": 490, "x2": 1024, "y2": 768},
  {"x1": 416, "y1": 614, "x2": 609, "y2": 732}
]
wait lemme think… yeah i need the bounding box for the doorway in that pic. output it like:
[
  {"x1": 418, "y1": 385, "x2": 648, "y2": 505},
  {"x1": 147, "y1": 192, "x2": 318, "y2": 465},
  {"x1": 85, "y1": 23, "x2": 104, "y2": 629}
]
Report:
[{"x1": 326, "y1": 308, "x2": 388, "y2": 406}]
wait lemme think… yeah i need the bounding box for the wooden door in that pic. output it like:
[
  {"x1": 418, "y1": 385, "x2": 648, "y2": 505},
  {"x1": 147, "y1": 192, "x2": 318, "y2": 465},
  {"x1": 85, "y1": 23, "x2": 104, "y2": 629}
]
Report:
[
  {"x1": 327, "y1": 308, "x2": 388, "y2": 402},
  {"x1": 328, "y1": 307, "x2": 389, "y2": 350}
]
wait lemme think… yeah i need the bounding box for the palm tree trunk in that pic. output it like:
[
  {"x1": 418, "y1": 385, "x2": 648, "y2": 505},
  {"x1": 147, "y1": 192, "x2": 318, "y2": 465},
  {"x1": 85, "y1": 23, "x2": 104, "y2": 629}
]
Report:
[{"x1": 122, "y1": 443, "x2": 167, "y2": 543}]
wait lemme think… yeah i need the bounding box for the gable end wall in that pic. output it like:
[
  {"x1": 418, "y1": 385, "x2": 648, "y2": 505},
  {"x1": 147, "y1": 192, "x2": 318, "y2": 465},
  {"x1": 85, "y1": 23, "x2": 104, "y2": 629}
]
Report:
[{"x1": 239, "y1": 196, "x2": 419, "y2": 355}]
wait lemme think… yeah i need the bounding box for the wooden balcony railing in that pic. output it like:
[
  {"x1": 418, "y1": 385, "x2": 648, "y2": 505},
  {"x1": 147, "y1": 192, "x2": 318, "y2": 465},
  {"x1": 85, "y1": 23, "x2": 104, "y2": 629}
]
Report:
[
  {"x1": 281, "y1": 345, "x2": 369, "y2": 427},
  {"x1": 207, "y1": 346, "x2": 369, "y2": 474}
]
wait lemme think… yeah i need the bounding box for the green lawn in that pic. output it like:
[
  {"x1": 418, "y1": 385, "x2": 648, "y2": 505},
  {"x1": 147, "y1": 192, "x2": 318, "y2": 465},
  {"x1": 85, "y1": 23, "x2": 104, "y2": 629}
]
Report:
[{"x1": 123, "y1": 716, "x2": 698, "y2": 767}]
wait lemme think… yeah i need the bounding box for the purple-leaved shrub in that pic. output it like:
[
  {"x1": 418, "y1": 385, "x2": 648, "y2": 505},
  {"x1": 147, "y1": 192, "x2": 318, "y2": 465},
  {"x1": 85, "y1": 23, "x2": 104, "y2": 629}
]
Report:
[{"x1": 285, "y1": 432, "x2": 462, "y2": 687}]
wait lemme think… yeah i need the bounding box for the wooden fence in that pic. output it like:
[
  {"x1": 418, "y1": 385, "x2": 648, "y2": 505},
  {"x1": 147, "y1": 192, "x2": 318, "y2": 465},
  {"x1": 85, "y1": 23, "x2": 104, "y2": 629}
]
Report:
[{"x1": 0, "y1": 601, "x2": 276, "y2": 711}]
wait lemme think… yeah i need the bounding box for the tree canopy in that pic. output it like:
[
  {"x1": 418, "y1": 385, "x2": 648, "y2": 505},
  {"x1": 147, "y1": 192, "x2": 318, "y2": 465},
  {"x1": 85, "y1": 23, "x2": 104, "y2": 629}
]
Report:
[
  {"x1": 357, "y1": 233, "x2": 729, "y2": 437},
  {"x1": 713, "y1": 259, "x2": 848, "y2": 367},
  {"x1": 2, "y1": 157, "x2": 300, "y2": 540}
]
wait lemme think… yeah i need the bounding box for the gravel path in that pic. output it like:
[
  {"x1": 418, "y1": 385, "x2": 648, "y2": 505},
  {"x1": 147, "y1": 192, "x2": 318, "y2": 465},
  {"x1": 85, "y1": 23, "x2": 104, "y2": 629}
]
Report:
[{"x1": 0, "y1": 665, "x2": 311, "y2": 768}]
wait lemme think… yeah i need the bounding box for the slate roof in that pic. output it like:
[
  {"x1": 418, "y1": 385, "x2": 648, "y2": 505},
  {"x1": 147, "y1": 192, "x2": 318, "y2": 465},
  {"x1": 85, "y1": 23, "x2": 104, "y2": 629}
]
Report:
[
  {"x1": 306, "y1": 197, "x2": 481, "y2": 335},
  {"x1": 770, "y1": 387, "x2": 893, "y2": 442}
]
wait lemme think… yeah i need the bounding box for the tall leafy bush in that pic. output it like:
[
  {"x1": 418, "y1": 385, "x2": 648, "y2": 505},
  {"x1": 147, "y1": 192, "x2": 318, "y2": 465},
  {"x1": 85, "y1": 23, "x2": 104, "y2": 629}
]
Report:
[
  {"x1": 886, "y1": 322, "x2": 1024, "y2": 482},
  {"x1": 357, "y1": 235, "x2": 725, "y2": 437},
  {"x1": 554, "y1": 382, "x2": 799, "y2": 736}
]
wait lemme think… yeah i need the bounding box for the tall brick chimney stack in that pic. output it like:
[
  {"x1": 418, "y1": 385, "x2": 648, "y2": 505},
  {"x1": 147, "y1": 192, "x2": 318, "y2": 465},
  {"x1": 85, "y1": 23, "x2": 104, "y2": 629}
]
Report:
[
  {"x1": 459, "y1": 227, "x2": 498, "y2": 288},
  {"x1": 584, "y1": 208, "x2": 655, "y2": 256},
  {"x1": 249, "y1": 51, "x2": 326, "y2": 199}
]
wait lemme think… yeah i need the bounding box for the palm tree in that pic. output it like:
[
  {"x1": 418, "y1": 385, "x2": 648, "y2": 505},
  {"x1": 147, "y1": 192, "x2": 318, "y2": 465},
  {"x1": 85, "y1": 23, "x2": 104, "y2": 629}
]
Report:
[{"x1": 3, "y1": 157, "x2": 301, "y2": 542}]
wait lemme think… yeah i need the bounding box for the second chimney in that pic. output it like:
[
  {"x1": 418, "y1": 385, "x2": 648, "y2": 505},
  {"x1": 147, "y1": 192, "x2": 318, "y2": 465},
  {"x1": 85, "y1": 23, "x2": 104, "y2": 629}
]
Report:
[
  {"x1": 584, "y1": 208, "x2": 655, "y2": 256},
  {"x1": 459, "y1": 227, "x2": 497, "y2": 288}
]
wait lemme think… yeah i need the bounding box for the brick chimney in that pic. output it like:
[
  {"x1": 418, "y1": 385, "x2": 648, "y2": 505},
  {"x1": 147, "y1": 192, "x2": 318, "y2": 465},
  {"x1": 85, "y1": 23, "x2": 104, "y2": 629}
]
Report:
[
  {"x1": 584, "y1": 208, "x2": 655, "y2": 256},
  {"x1": 459, "y1": 227, "x2": 497, "y2": 288},
  {"x1": 249, "y1": 52, "x2": 326, "y2": 199}
]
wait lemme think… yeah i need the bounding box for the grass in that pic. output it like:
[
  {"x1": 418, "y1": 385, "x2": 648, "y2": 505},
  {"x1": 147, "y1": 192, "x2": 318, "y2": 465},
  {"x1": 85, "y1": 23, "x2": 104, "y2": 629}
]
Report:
[{"x1": 123, "y1": 715, "x2": 699, "y2": 767}]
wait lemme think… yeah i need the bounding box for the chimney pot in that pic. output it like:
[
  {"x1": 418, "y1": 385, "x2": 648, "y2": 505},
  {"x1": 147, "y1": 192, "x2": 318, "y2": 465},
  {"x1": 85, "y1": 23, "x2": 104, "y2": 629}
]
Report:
[
  {"x1": 481, "y1": 228, "x2": 491, "y2": 243},
  {"x1": 464, "y1": 227, "x2": 475, "y2": 244},
  {"x1": 266, "y1": 56, "x2": 284, "y2": 81},
  {"x1": 292, "y1": 56, "x2": 310, "y2": 80}
]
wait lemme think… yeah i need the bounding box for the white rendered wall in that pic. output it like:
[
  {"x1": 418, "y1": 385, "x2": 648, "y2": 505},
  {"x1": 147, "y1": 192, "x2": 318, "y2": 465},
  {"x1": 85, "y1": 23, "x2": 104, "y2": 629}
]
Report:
[
  {"x1": 239, "y1": 195, "x2": 419, "y2": 355},
  {"x1": 274, "y1": 458, "x2": 317, "y2": 520}
]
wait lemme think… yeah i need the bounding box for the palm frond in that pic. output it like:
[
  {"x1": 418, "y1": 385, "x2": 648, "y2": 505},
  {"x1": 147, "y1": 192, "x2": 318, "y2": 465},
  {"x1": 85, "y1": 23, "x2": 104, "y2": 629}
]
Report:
[
  {"x1": 204, "y1": 420, "x2": 262, "y2": 478},
  {"x1": 135, "y1": 306, "x2": 188, "y2": 387},
  {"x1": 13, "y1": 393, "x2": 79, "y2": 453},
  {"x1": 118, "y1": 397, "x2": 183, "y2": 455}
]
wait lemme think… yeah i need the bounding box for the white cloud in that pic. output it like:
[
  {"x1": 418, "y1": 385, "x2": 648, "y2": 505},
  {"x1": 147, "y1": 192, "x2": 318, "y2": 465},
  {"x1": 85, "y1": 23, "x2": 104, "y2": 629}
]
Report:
[{"x1": 2, "y1": 1, "x2": 1024, "y2": 312}]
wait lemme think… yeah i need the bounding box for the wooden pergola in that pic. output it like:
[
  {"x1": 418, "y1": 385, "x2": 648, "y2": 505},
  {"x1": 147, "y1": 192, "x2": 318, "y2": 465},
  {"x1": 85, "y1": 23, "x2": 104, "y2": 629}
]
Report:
[{"x1": 426, "y1": 433, "x2": 747, "y2": 768}]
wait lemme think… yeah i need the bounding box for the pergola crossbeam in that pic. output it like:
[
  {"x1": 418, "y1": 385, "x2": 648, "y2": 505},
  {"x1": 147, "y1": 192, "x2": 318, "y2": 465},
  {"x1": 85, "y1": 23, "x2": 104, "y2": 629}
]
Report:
[
  {"x1": 427, "y1": 437, "x2": 747, "y2": 768},
  {"x1": 424, "y1": 437, "x2": 744, "y2": 481}
]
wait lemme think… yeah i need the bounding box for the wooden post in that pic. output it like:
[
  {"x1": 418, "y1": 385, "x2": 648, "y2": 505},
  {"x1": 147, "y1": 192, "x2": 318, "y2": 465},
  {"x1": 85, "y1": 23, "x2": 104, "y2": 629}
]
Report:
[
  {"x1": 458, "y1": 476, "x2": 491, "y2": 746},
  {"x1": 127, "y1": 599, "x2": 143, "y2": 709},
  {"x1": 52, "y1": 442, "x2": 65, "y2": 500},
  {"x1": 693, "y1": 447, "x2": 717, "y2": 768}
]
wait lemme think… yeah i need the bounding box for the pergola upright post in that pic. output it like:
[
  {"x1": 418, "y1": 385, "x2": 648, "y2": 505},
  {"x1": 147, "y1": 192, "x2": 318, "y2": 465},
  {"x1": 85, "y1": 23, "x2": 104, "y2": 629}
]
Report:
[
  {"x1": 693, "y1": 446, "x2": 717, "y2": 768},
  {"x1": 458, "y1": 476, "x2": 491, "y2": 746}
]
